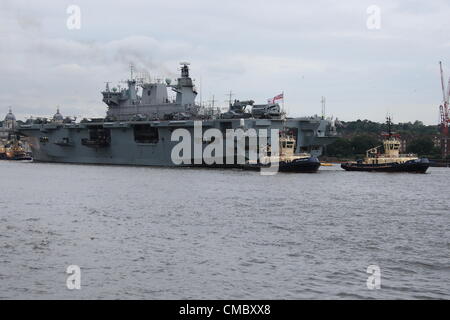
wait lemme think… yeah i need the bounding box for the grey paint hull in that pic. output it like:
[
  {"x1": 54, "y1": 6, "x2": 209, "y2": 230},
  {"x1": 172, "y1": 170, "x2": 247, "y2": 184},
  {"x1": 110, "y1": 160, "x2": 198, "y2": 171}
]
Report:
[{"x1": 20, "y1": 118, "x2": 336, "y2": 167}]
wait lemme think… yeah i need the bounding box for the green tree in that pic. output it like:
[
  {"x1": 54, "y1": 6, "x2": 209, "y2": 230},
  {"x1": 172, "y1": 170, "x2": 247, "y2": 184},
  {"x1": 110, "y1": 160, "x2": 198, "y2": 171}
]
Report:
[
  {"x1": 350, "y1": 135, "x2": 381, "y2": 155},
  {"x1": 406, "y1": 137, "x2": 434, "y2": 155},
  {"x1": 325, "y1": 138, "x2": 352, "y2": 157}
]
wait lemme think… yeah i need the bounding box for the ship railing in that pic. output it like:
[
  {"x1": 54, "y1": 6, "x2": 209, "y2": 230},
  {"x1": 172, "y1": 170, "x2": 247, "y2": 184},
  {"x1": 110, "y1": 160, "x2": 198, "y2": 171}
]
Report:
[
  {"x1": 368, "y1": 153, "x2": 418, "y2": 158},
  {"x1": 296, "y1": 152, "x2": 312, "y2": 157},
  {"x1": 398, "y1": 153, "x2": 417, "y2": 158},
  {"x1": 381, "y1": 153, "x2": 417, "y2": 158}
]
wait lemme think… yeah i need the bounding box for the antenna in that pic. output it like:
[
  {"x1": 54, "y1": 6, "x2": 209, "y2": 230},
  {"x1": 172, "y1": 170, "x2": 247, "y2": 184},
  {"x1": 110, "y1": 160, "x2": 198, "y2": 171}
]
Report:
[
  {"x1": 209, "y1": 95, "x2": 217, "y2": 108},
  {"x1": 130, "y1": 63, "x2": 135, "y2": 80},
  {"x1": 199, "y1": 76, "x2": 203, "y2": 107},
  {"x1": 226, "y1": 90, "x2": 234, "y2": 107},
  {"x1": 321, "y1": 96, "x2": 326, "y2": 119}
]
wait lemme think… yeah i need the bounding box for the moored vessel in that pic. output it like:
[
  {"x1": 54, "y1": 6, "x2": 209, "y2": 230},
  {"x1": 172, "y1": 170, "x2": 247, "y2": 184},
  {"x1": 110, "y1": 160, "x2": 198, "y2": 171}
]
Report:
[
  {"x1": 0, "y1": 108, "x2": 32, "y2": 161},
  {"x1": 4, "y1": 140, "x2": 32, "y2": 161}
]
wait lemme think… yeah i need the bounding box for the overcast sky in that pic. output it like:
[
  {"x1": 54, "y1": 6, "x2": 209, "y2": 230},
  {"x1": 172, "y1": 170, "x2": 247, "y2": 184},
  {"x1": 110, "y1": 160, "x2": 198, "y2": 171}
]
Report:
[{"x1": 1, "y1": 0, "x2": 449, "y2": 124}]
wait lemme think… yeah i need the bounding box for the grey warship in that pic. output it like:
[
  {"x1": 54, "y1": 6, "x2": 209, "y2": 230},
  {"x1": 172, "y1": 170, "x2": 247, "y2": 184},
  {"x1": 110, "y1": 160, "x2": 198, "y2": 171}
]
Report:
[{"x1": 19, "y1": 63, "x2": 337, "y2": 168}]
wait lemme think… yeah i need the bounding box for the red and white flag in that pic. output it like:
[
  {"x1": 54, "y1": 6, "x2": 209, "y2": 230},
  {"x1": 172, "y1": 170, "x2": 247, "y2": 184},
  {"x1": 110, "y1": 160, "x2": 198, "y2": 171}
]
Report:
[{"x1": 268, "y1": 93, "x2": 284, "y2": 104}]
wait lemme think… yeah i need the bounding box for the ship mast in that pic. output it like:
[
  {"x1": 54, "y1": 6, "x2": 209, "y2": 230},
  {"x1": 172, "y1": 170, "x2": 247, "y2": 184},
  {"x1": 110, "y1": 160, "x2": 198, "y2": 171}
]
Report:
[
  {"x1": 321, "y1": 96, "x2": 326, "y2": 120},
  {"x1": 386, "y1": 116, "x2": 392, "y2": 139},
  {"x1": 130, "y1": 63, "x2": 134, "y2": 80},
  {"x1": 226, "y1": 90, "x2": 234, "y2": 108},
  {"x1": 211, "y1": 95, "x2": 216, "y2": 108}
]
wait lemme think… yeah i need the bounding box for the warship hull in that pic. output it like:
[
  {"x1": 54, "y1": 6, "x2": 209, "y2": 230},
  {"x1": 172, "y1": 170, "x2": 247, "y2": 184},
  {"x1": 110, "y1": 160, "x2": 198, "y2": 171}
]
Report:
[
  {"x1": 341, "y1": 158, "x2": 430, "y2": 173},
  {"x1": 20, "y1": 118, "x2": 335, "y2": 168}
]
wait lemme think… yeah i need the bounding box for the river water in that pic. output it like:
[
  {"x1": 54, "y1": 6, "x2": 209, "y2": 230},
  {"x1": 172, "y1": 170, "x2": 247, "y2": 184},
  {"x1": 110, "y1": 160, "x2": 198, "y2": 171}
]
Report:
[{"x1": 0, "y1": 161, "x2": 449, "y2": 299}]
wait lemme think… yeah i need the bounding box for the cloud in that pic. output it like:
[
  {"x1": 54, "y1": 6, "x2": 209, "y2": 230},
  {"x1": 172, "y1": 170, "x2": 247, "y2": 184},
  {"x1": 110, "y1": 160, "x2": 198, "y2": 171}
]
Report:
[{"x1": 0, "y1": 0, "x2": 449, "y2": 124}]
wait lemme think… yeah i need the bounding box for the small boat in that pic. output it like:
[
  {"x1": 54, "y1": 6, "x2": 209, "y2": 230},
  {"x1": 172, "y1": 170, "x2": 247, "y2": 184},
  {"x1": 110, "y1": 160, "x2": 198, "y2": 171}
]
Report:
[
  {"x1": 320, "y1": 162, "x2": 334, "y2": 167},
  {"x1": 244, "y1": 134, "x2": 321, "y2": 173},
  {"x1": 3, "y1": 140, "x2": 32, "y2": 161},
  {"x1": 341, "y1": 117, "x2": 430, "y2": 173}
]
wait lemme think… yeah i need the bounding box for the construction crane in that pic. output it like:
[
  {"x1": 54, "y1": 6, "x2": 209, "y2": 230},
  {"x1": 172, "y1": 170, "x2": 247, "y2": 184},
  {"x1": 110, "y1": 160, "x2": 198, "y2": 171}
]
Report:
[{"x1": 439, "y1": 61, "x2": 450, "y2": 158}]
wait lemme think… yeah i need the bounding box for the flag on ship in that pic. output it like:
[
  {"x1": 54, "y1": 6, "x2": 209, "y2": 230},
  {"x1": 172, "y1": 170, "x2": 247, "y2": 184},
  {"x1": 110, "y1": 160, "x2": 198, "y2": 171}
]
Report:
[{"x1": 268, "y1": 93, "x2": 284, "y2": 104}]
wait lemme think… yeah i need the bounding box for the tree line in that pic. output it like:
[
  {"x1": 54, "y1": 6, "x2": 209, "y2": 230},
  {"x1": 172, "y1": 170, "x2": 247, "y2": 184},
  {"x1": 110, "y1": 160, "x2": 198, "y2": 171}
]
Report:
[{"x1": 325, "y1": 120, "x2": 442, "y2": 159}]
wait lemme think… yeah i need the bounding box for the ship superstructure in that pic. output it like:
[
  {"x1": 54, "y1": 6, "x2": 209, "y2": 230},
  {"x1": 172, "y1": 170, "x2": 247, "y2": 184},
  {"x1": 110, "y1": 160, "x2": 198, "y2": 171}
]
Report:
[{"x1": 102, "y1": 63, "x2": 200, "y2": 121}]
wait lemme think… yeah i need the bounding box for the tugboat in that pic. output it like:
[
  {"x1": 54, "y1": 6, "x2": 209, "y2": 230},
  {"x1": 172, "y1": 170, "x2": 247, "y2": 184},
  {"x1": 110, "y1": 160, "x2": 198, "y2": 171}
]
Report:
[
  {"x1": 341, "y1": 117, "x2": 430, "y2": 173},
  {"x1": 245, "y1": 134, "x2": 321, "y2": 173}
]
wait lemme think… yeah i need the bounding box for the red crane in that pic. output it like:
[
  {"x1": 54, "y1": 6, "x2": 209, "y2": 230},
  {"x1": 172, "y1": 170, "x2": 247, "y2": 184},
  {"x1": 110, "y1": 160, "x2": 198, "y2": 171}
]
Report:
[{"x1": 439, "y1": 61, "x2": 450, "y2": 158}]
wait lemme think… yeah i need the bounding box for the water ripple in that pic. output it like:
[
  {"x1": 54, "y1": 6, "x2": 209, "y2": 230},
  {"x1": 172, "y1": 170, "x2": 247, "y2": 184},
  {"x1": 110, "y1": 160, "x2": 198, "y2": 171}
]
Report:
[{"x1": 0, "y1": 162, "x2": 449, "y2": 299}]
